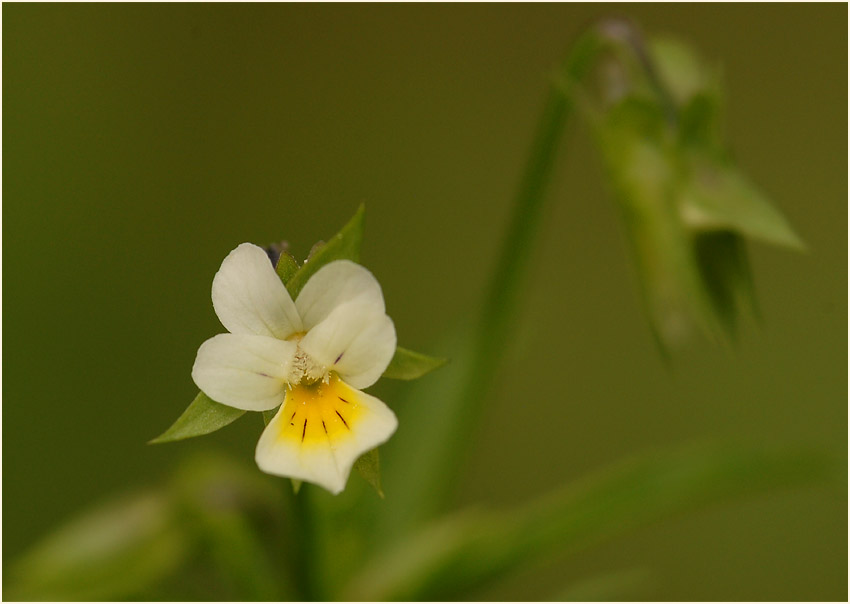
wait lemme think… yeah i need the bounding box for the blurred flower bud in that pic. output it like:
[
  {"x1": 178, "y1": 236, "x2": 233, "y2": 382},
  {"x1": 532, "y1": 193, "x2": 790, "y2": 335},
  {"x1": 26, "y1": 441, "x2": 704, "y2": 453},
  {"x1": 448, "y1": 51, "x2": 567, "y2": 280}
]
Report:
[{"x1": 582, "y1": 27, "x2": 803, "y2": 350}]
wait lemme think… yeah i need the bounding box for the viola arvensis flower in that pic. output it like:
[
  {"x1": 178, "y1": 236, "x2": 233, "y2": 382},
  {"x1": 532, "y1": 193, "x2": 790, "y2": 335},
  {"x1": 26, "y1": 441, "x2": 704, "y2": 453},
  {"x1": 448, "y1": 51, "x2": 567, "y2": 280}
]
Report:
[{"x1": 191, "y1": 243, "x2": 398, "y2": 494}]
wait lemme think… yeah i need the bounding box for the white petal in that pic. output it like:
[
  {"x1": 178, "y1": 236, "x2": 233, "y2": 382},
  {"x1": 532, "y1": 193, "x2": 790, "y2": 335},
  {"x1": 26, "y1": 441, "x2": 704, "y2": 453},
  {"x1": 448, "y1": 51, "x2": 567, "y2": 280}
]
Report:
[
  {"x1": 192, "y1": 333, "x2": 297, "y2": 411},
  {"x1": 299, "y1": 299, "x2": 396, "y2": 389},
  {"x1": 212, "y1": 243, "x2": 303, "y2": 338},
  {"x1": 254, "y1": 378, "x2": 397, "y2": 494},
  {"x1": 294, "y1": 260, "x2": 385, "y2": 331}
]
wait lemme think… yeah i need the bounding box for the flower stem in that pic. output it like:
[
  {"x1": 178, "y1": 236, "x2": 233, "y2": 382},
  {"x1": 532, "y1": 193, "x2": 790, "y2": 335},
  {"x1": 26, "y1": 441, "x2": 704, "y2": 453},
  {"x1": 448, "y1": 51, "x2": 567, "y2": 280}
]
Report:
[
  {"x1": 445, "y1": 29, "x2": 605, "y2": 492},
  {"x1": 288, "y1": 484, "x2": 321, "y2": 601}
]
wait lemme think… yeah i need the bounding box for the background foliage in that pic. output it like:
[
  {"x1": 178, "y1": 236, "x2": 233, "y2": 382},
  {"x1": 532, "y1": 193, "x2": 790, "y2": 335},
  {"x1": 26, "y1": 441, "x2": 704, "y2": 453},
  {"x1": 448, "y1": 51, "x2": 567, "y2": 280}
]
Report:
[{"x1": 4, "y1": 4, "x2": 846, "y2": 600}]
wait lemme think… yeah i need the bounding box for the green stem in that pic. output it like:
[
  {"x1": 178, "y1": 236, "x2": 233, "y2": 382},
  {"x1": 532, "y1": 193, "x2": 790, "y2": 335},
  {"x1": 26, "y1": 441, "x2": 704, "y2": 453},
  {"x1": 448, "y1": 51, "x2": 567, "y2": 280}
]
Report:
[
  {"x1": 288, "y1": 485, "x2": 320, "y2": 601},
  {"x1": 442, "y1": 29, "x2": 604, "y2": 498}
]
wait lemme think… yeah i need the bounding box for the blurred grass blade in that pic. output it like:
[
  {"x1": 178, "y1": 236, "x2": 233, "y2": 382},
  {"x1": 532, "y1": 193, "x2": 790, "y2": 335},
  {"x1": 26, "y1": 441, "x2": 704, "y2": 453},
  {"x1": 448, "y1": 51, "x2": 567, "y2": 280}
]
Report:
[
  {"x1": 557, "y1": 567, "x2": 653, "y2": 601},
  {"x1": 170, "y1": 451, "x2": 293, "y2": 600},
  {"x1": 192, "y1": 508, "x2": 282, "y2": 600},
  {"x1": 382, "y1": 346, "x2": 447, "y2": 380},
  {"x1": 285, "y1": 204, "x2": 365, "y2": 299},
  {"x1": 379, "y1": 327, "x2": 474, "y2": 539},
  {"x1": 7, "y1": 491, "x2": 189, "y2": 601},
  {"x1": 347, "y1": 443, "x2": 838, "y2": 601},
  {"x1": 150, "y1": 391, "x2": 246, "y2": 444}
]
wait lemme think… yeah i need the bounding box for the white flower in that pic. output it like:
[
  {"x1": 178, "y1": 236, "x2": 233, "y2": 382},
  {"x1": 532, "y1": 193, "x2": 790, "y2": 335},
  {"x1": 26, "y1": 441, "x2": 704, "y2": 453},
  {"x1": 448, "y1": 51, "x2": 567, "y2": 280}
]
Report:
[{"x1": 191, "y1": 243, "x2": 398, "y2": 494}]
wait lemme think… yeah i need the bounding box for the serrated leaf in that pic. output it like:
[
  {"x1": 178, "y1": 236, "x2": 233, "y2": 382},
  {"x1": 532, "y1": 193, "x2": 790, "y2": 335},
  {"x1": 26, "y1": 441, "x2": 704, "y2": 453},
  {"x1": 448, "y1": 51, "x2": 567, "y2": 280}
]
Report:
[
  {"x1": 275, "y1": 251, "x2": 299, "y2": 285},
  {"x1": 354, "y1": 448, "x2": 384, "y2": 498},
  {"x1": 347, "y1": 443, "x2": 838, "y2": 601},
  {"x1": 382, "y1": 347, "x2": 447, "y2": 380},
  {"x1": 150, "y1": 392, "x2": 245, "y2": 444},
  {"x1": 286, "y1": 205, "x2": 365, "y2": 299}
]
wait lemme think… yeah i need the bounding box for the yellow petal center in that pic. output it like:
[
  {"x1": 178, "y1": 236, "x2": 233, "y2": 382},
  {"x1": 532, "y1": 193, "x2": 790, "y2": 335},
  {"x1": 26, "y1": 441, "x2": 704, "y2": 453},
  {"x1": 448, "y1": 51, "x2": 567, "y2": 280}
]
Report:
[{"x1": 277, "y1": 374, "x2": 363, "y2": 446}]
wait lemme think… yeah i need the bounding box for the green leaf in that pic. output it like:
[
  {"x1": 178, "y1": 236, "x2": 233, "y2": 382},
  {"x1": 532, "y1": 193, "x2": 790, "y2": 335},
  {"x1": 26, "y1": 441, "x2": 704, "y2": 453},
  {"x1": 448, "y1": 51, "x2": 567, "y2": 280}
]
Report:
[
  {"x1": 6, "y1": 491, "x2": 189, "y2": 601},
  {"x1": 354, "y1": 448, "x2": 384, "y2": 498},
  {"x1": 286, "y1": 204, "x2": 365, "y2": 299},
  {"x1": 150, "y1": 392, "x2": 246, "y2": 444},
  {"x1": 347, "y1": 443, "x2": 838, "y2": 600},
  {"x1": 382, "y1": 347, "x2": 447, "y2": 380},
  {"x1": 275, "y1": 250, "x2": 299, "y2": 285}
]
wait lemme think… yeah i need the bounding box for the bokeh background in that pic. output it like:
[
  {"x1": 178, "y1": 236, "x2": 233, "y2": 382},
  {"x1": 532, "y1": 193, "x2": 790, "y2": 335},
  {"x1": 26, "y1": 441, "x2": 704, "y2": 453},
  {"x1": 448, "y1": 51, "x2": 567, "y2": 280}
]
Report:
[{"x1": 4, "y1": 3, "x2": 846, "y2": 600}]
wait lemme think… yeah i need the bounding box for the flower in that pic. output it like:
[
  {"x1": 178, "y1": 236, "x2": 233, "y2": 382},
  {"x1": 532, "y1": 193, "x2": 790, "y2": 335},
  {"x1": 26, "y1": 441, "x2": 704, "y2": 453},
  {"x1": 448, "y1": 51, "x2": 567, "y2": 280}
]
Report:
[{"x1": 191, "y1": 243, "x2": 398, "y2": 494}]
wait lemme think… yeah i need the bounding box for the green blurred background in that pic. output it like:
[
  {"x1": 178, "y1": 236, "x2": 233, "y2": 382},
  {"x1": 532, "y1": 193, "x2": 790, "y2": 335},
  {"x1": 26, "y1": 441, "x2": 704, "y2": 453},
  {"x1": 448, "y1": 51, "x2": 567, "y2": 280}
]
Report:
[{"x1": 3, "y1": 3, "x2": 846, "y2": 600}]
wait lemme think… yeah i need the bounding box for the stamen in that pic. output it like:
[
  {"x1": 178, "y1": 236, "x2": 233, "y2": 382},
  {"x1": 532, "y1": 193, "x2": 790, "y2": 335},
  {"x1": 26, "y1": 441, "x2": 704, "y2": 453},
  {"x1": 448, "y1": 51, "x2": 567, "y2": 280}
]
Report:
[
  {"x1": 301, "y1": 419, "x2": 307, "y2": 442},
  {"x1": 322, "y1": 420, "x2": 328, "y2": 434},
  {"x1": 338, "y1": 396, "x2": 349, "y2": 403}
]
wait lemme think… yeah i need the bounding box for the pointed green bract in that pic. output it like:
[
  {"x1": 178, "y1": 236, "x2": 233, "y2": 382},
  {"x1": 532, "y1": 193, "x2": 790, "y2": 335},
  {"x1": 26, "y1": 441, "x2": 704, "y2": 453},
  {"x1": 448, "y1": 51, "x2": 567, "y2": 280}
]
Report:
[
  {"x1": 382, "y1": 347, "x2": 447, "y2": 380},
  {"x1": 681, "y1": 160, "x2": 805, "y2": 250},
  {"x1": 286, "y1": 205, "x2": 365, "y2": 299},
  {"x1": 354, "y1": 448, "x2": 384, "y2": 498},
  {"x1": 150, "y1": 392, "x2": 246, "y2": 444},
  {"x1": 275, "y1": 251, "x2": 299, "y2": 284},
  {"x1": 262, "y1": 405, "x2": 280, "y2": 427}
]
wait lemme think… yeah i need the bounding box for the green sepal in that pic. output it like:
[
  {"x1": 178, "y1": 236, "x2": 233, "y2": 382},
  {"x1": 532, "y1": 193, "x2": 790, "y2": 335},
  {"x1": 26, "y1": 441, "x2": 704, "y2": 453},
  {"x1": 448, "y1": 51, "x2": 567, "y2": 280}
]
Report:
[
  {"x1": 382, "y1": 347, "x2": 447, "y2": 380},
  {"x1": 693, "y1": 231, "x2": 757, "y2": 338},
  {"x1": 150, "y1": 392, "x2": 245, "y2": 444},
  {"x1": 261, "y1": 405, "x2": 280, "y2": 427},
  {"x1": 681, "y1": 158, "x2": 805, "y2": 250},
  {"x1": 286, "y1": 204, "x2": 365, "y2": 299},
  {"x1": 353, "y1": 448, "x2": 384, "y2": 498},
  {"x1": 291, "y1": 479, "x2": 302, "y2": 495},
  {"x1": 275, "y1": 251, "x2": 299, "y2": 285}
]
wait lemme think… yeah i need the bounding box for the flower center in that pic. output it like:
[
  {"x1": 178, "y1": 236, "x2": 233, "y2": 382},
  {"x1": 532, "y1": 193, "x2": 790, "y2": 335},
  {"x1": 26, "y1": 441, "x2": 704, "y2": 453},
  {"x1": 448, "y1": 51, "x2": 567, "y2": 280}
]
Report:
[{"x1": 286, "y1": 332, "x2": 327, "y2": 385}]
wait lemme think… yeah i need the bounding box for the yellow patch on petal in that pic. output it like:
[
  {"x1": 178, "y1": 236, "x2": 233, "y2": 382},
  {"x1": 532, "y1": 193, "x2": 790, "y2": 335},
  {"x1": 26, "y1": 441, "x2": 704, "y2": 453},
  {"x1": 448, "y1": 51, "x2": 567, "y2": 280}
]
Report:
[{"x1": 277, "y1": 374, "x2": 363, "y2": 446}]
